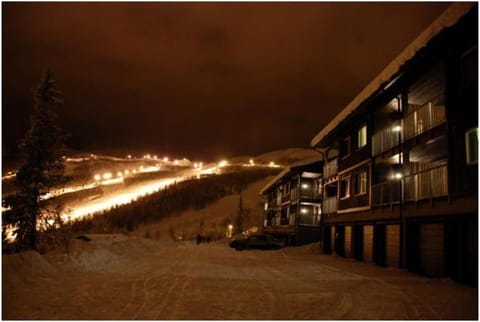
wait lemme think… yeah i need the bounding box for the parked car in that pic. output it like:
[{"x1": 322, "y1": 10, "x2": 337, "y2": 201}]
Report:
[{"x1": 229, "y1": 233, "x2": 285, "y2": 251}]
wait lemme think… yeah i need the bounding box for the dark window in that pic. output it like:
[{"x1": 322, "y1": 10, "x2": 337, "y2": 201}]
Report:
[
  {"x1": 325, "y1": 184, "x2": 337, "y2": 198},
  {"x1": 290, "y1": 204, "x2": 297, "y2": 214},
  {"x1": 340, "y1": 137, "x2": 351, "y2": 158},
  {"x1": 340, "y1": 177, "x2": 350, "y2": 199}
]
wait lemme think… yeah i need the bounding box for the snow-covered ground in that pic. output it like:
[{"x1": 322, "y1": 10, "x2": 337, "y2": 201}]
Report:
[
  {"x1": 2, "y1": 150, "x2": 476, "y2": 319},
  {"x1": 2, "y1": 237, "x2": 476, "y2": 320}
]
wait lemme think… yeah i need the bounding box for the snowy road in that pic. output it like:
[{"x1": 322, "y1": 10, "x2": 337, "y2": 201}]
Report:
[{"x1": 2, "y1": 238, "x2": 477, "y2": 319}]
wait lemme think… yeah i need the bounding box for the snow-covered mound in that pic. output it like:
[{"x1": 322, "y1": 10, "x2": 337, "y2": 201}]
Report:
[{"x1": 254, "y1": 148, "x2": 319, "y2": 166}]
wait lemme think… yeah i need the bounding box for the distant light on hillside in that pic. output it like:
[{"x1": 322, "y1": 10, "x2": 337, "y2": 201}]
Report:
[
  {"x1": 268, "y1": 161, "x2": 280, "y2": 168},
  {"x1": 103, "y1": 172, "x2": 112, "y2": 180}
]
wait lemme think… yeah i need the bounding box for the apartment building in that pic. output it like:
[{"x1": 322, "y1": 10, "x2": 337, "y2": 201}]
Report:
[
  {"x1": 310, "y1": 3, "x2": 477, "y2": 285},
  {"x1": 260, "y1": 156, "x2": 323, "y2": 245}
]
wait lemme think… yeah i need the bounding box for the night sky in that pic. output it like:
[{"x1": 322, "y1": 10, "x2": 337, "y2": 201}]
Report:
[{"x1": 3, "y1": 2, "x2": 450, "y2": 161}]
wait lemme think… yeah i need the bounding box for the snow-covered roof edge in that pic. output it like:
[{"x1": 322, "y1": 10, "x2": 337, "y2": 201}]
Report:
[
  {"x1": 310, "y1": 2, "x2": 475, "y2": 148},
  {"x1": 259, "y1": 154, "x2": 323, "y2": 195}
]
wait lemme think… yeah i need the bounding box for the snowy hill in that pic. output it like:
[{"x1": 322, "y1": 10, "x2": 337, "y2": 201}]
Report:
[
  {"x1": 131, "y1": 175, "x2": 273, "y2": 241},
  {"x1": 254, "y1": 148, "x2": 319, "y2": 166}
]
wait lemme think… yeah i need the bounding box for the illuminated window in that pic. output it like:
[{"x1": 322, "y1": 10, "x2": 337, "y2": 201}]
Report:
[
  {"x1": 340, "y1": 177, "x2": 350, "y2": 199},
  {"x1": 465, "y1": 128, "x2": 479, "y2": 164},
  {"x1": 355, "y1": 171, "x2": 367, "y2": 195},
  {"x1": 357, "y1": 125, "x2": 367, "y2": 148}
]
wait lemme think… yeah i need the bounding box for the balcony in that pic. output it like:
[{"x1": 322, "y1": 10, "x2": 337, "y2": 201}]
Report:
[
  {"x1": 291, "y1": 187, "x2": 298, "y2": 201},
  {"x1": 281, "y1": 193, "x2": 291, "y2": 204},
  {"x1": 404, "y1": 102, "x2": 446, "y2": 140},
  {"x1": 404, "y1": 164, "x2": 448, "y2": 202},
  {"x1": 372, "y1": 181, "x2": 401, "y2": 207},
  {"x1": 324, "y1": 159, "x2": 338, "y2": 179},
  {"x1": 323, "y1": 197, "x2": 338, "y2": 214},
  {"x1": 372, "y1": 126, "x2": 401, "y2": 156}
]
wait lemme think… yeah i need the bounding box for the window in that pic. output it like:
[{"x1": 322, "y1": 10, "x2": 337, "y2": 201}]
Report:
[
  {"x1": 466, "y1": 128, "x2": 479, "y2": 164},
  {"x1": 354, "y1": 171, "x2": 367, "y2": 195},
  {"x1": 341, "y1": 136, "x2": 351, "y2": 158},
  {"x1": 357, "y1": 125, "x2": 367, "y2": 149},
  {"x1": 340, "y1": 177, "x2": 350, "y2": 199}
]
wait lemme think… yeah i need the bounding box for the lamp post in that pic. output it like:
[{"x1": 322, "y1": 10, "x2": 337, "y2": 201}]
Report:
[{"x1": 227, "y1": 224, "x2": 233, "y2": 238}]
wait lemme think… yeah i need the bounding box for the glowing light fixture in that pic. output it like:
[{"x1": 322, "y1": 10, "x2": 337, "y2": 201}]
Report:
[
  {"x1": 392, "y1": 125, "x2": 402, "y2": 132},
  {"x1": 392, "y1": 172, "x2": 402, "y2": 180}
]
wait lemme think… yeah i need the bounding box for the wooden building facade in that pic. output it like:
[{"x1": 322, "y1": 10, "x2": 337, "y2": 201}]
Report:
[
  {"x1": 260, "y1": 156, "x2": 323, "y2": 245},
  {"x1": 310, "y1": 3, "x2": 477, "y2": 285}
]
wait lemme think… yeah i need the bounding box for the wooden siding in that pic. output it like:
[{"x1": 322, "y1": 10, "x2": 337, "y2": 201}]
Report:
[
  {"x1": 385, "y1": 224, "x2": 400, "y2": 267},
  {"x1": 420, "y1": 223, "x2": 445, "y2": 277},
  {"x1": 344, "y1": 226, "x2": 352, "y2": 257},
  {"x1": 363, "y1": 225, "x2": 374, "y2": 262},
  {"x1": 330, "y1": 226, "x2": 335, "y2": 255}
]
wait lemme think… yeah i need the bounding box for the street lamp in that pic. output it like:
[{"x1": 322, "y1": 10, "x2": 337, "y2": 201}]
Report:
[{"x1": 227, "y1": 224, "x2": 233, "y2": 238}]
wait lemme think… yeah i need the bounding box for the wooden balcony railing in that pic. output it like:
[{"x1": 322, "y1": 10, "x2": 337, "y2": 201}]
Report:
[
  {"x1": 291, "y1": 188, "x2": 298, "y2": 201},
  {"x1": 404, "y1": 164, "x2": 448, "y2": 201},
  {"x1": 403, "y1": 102, "x2": 446, "y2": 140},
  {"x1": 372, "y1": 181, "x2": 401, "y2": 207},
  {"x1": 324, "y1": 159, "x2": 338, "y2": 179},
  {"x1": 372, "y1": 126, "x2": 401, "y2": 156},
  {"x1": 323, "y1": 197, "x2": 338, "y2": 214}
]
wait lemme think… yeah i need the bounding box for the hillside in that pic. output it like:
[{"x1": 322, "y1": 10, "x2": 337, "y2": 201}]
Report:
[
  {"x1": 254, "y1": 148, "x2": 319, "y2": 166},
  {"x1": 131, "y1": 175, "x2": 273, "y2": 241}
]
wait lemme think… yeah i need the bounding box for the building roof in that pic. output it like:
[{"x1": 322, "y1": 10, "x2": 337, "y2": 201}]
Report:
[
  {"x1": 259, "y1": 155, "x2": 323, "y2": 195},
  {"x1": 310, "y1": 2, "x2": 475, "y2": 148}
]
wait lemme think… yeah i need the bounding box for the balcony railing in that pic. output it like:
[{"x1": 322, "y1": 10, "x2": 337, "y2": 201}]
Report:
[
  {"x1": 281, "y1": 193, "x2": 291, "y2": 203},
  {"x1": 273, "y1": 216, "x2": 281, "y2": 226},
  {"x1": 372, "y1": 126, "x2": 401, "y2": 156},
  {"x1": 324, "y1": 159, "x2": 338, "y2": 179},
  {"x1": 300, "y1": 189, "x2": 318, "y2": 199},
  {"x1": 291, "y1": 187, "x2": 298, "y2": 201},
  {"x1": 404, "y1": 102, "x2": 446, "y2": 140},
  {"x1": 372, "y1": 181, "x2": 401, "y2": 207},
  {"x1": 404, "y1": 164, "x2": 448, "y2": 202},
  {"x1": 323, "y1": 197, "x2": 338, "y2": 214},
  {"x1": 289, "y1": 214, "x2": 296, "y2": 225}
]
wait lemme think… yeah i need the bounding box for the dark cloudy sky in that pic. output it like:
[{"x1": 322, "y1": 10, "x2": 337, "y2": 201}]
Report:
[{"x1": 3, "y1": 2, "x2": 450, "y2": 160}]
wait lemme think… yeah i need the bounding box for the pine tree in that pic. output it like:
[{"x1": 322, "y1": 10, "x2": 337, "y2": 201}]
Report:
[{"x1": 3, "y1": 70, "x2": 69, "y2": 251}]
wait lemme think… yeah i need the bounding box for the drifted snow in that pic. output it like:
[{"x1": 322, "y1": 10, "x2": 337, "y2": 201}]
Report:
[{"x1": 2, "y1": 239, "x2": 477, "y2": 320}]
